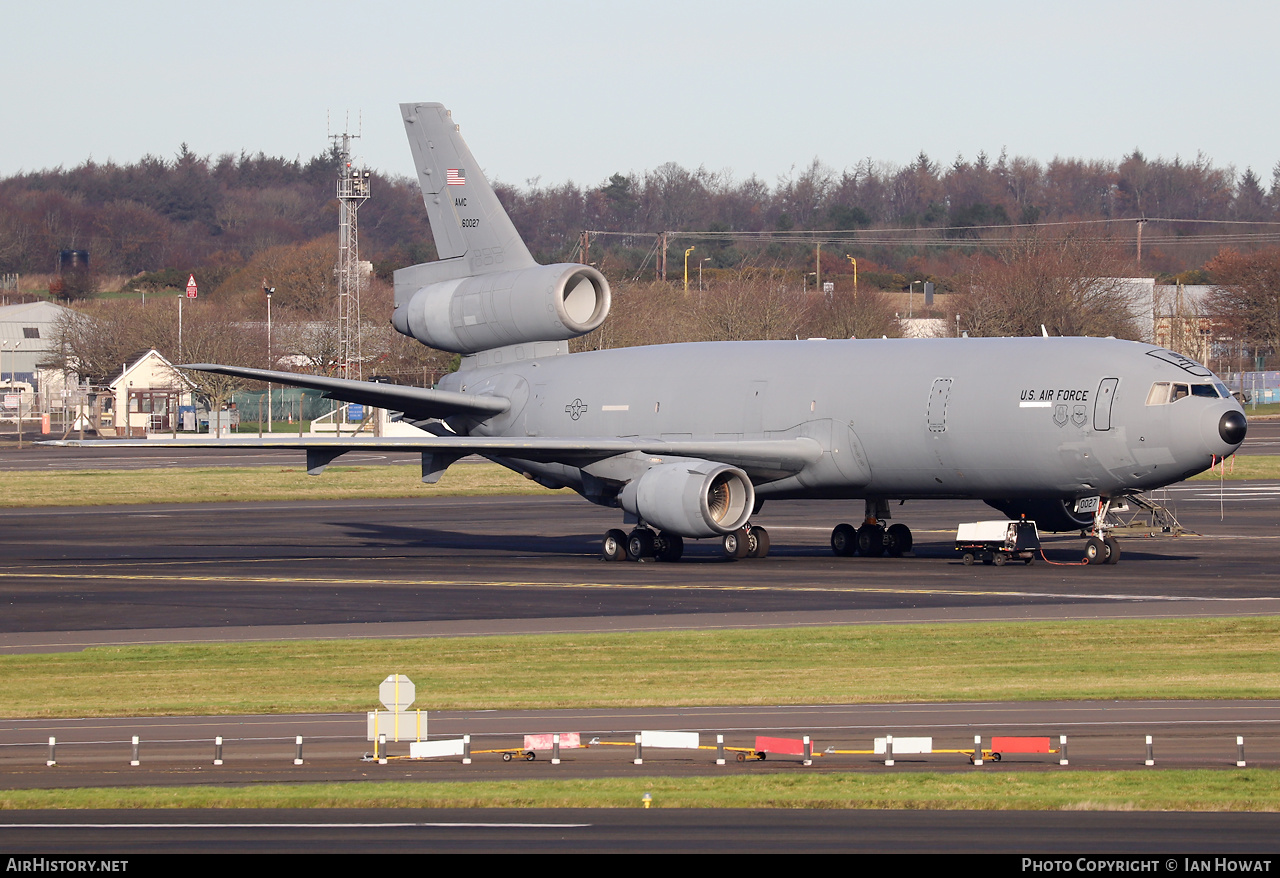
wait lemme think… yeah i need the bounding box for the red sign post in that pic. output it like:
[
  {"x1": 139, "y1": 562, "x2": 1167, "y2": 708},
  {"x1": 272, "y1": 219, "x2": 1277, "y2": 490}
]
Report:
[{"x1": 186, "y1": 275, "x2": 198, "y2": 299}]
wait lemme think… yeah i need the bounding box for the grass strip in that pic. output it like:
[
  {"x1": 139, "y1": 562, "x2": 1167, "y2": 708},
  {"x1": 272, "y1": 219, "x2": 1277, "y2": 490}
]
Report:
[
  {"x1": 1188, "y1": 454, "x2": 1280, "y2": 480},
  {"x1": 0, "y1": 462, "x2": 558, "y2": 507},
  {"x1": 2, "y1": 619, "x2": 1277, "y2": 718},
  {"x1": 2, "y1": 771, "x2": 1279, "y2": 811}
]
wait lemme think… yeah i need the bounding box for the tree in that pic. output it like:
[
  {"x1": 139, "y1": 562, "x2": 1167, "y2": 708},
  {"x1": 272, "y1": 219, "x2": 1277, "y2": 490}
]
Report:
[
  {"x1": 809, "y1": 288, "x2": 901, "y2": 340},
  {"x1": 695, "y1": 269, "x2": 806, "y2": 342},
  {"x1": 957, "y1": 234, "x2": 1142, "y2": 339},
  {"x1": 1206, "y1": 247, "x2": 1280, "y2": 359}
]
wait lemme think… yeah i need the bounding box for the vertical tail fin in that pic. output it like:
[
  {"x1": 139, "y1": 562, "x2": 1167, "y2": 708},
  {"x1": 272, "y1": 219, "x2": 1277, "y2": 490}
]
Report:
[{"x1": 400, "y1": 102, "x2": 536, "y2": 274}]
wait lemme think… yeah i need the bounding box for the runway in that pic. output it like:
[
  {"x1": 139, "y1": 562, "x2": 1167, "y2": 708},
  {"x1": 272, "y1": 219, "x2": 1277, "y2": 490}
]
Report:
[{"x1": 0, "y1": 481, "x2": 1277, "y2": 650}]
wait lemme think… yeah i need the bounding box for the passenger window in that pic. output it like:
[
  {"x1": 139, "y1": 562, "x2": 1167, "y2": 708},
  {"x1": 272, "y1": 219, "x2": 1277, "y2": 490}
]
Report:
[{"x1": 1146, "y1": 382, "x2": 1171, "y2": 405}]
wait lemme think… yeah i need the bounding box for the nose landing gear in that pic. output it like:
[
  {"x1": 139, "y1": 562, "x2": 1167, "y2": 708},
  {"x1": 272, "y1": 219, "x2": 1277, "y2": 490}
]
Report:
[{"x1": 1083, "y1": 498, "x2": 1121, "y2": 565}]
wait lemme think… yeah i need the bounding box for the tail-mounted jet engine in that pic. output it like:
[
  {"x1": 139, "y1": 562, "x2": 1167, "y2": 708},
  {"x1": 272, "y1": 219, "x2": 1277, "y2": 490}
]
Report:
[
  {"x1": 983, "y1": 497, "x2": 1094, "y2": 533},
  {"x1": 392, "y1": 263, "x2": 610, "y2": 354},
  {"x1": 618, "y1": 460, "x2": 755, "y2": 539}
]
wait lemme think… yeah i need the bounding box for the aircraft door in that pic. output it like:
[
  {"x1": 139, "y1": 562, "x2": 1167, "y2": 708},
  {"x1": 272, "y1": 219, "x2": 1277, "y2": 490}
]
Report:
[
  {"x1": 928, "y1": 378, "x2": 953, "y2": 432},
  {"x1": 1094, "y1": 378, "x2": 1118, "y2": 431}
]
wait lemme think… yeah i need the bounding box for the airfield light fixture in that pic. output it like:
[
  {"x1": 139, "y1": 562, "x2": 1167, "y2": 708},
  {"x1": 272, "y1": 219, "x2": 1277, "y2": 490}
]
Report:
[{"x1": 684, "y1": 246, "x2": 695, "y2": 292}]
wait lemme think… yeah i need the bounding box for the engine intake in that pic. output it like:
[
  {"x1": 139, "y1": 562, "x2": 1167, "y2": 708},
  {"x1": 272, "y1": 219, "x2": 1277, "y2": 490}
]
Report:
[
  {"x1": 619, "y1": 460, "x2": 755, "y2": 539},
  {"x1": 392, "y1": 263, "x2": 610, "y2": 354}
]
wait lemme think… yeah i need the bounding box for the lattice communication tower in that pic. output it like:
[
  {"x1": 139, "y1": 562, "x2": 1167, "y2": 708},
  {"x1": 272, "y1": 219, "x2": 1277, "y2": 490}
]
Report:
[{"x1": 333, "y1": 128, "x2": 371, "y2": 379}]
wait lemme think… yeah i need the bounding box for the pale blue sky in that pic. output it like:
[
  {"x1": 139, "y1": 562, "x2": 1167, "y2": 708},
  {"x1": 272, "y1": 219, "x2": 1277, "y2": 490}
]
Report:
[{"x1": 5, "y1": 0, "x2": 1276, "y2": 190}]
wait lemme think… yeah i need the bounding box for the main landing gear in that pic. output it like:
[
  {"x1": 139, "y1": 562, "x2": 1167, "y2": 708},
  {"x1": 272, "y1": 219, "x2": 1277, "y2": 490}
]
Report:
[
  {"x1": 831, "y1": 500, "x2": 912, "y2": 558},
  {"x1": 601, "y1": 525, "x2": 770, "y2": 562}
]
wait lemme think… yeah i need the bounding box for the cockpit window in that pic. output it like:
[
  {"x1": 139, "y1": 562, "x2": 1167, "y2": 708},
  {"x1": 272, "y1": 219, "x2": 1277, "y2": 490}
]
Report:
[{"x1": 1147, "y1": 382, "x2": 1219, "y2": 405}]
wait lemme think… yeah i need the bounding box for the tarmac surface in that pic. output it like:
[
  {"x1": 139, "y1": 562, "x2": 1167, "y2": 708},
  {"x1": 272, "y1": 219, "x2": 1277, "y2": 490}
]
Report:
[{"x1": 1, "y1": 441, "x2": 1279, "y2": 853}]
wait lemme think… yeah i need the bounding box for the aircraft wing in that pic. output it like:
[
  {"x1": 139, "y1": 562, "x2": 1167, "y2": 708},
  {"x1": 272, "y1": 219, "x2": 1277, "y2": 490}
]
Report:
[
  {"x1": 44, "y1": 435, "x2": 823, "y2": 483},
  {"x1": 179, "y1": 364, "x2": 509, "y2": 421}
]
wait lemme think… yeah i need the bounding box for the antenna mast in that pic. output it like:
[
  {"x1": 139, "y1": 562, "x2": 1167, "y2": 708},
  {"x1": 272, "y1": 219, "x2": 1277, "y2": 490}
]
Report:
[{"x1": 331, "y1": 117, "x2": 370, "y2": 380}]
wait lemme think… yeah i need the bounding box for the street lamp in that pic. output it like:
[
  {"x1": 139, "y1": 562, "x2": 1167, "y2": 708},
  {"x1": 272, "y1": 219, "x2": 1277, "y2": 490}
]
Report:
[
  {"x1": 845, "y1": 255, "x2": 857, "y2": 298},
  {"x1": 683, "y1": 246, "x2": 695, "y2": 292},
  {"x1": 264, "y1": 283, "x2": 274, "y2": 434}
]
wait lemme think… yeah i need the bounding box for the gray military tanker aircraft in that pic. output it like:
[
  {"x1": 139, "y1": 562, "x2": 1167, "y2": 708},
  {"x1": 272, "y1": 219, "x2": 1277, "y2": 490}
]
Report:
[{"x1": 72, "y1": 102, "x2": 1250, "y2": 565}]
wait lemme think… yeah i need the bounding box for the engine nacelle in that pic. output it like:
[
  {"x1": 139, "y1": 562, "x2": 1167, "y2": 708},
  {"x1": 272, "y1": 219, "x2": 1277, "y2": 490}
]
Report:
[
  {"x1": 619, "y1": 460, "x2": 755, "y2": 539},
  {"x1": 392, "y1": 263, "x2": 610, "y2": 354},
  {"x1": 983, "y1": 497, "x2": 1095, "y2": 533}
]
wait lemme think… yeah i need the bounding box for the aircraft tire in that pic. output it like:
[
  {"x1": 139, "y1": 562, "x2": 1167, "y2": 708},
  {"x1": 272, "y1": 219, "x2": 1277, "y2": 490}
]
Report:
[
  {"x1": 747, "y1": 526, "x2": 770, "y2": 559},
  {"x1": 1084, "y1": 537, "x2": 1107, "y2": 565},
  {"x1": 628, "y1": 529, "x2": 655, "y2": 560},
  {"x1": 886, "y1": 523, "x2": 913, "y2": 556},
  {"x1": 655, "y1": 532, "x2": 684, "y2": 562},
  {"x1": 722, "y1": 528, "x2": 751, "y2": 560},
  {"x1": 831, "y1": 523, "x2": 857, "y2": 557},
  {"x1": 1103, "y1": 536, "x2": 1121, "y2": 565},
  {"x1": 602, "y1": 529, "x2": 628, "y2": 562},
  {"x1": 857, "y1": 524, "x2": 886, "y2": 557}
]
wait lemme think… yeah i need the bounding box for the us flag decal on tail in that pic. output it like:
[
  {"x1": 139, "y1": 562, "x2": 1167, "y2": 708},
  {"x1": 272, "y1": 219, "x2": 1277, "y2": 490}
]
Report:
[{"x1": 446, "y1": 168, "x2": 466, "y2": 185}]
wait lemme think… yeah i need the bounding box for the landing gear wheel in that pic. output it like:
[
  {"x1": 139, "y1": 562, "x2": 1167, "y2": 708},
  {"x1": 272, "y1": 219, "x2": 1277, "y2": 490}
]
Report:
[
  {"x1": 747, "y1": 526, "x2": 770, "y2": 559},
  {"x1": 722, "y1": 528, "x2": 751, "y2": 560},
  {"x1": 885, "y1": 523, "x2": 913, "y2": 557},
  {"x1": 627, "y1": 529, "x2": 655, "y2": 560},
  {"x1": 1084, "y1": 537, "x2": 1107, "y2": 565},
  {"x1": 831, "y1": 523, "x2": 857, "y2": 557},
  {"x1": 857, "y1": 524, "x2": 886, "y2": 557},
  {"x1": 1103, "y1": 536, "x2": 1121, "y2": 565},
  {"x1": 602, "y1": 529, "x2": 628, "y2": 562},
  {"x1": 655, "y1": 532, "x2": 684, "y2": 562}
]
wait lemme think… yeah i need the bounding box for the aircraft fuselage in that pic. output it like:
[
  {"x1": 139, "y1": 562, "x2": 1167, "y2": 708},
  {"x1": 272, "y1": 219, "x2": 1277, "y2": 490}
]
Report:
[{"x1": 442, "y1": 335, "x2": 1245, "y2": 506}]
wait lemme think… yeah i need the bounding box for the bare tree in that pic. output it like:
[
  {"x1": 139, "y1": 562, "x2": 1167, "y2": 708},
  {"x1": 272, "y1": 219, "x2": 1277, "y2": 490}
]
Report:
[
  {"x1": 808, "y1": 288, "x2": 902, "y2": 339},
  {"x1": 1206, "y1": 247, "x2": 1280, "y2": 361},
  {"x1": 956, "y1": 234, "x2": 1142, "y2": 339},
  {"x1": 695, "y1": 269, "x2": 807, "y2": 342}
]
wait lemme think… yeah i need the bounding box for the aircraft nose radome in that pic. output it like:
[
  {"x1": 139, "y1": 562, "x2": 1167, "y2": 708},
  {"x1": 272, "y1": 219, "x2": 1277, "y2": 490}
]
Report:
[{"x1": 1219, "y1": 410, "x2": 1248, "y2": 446}]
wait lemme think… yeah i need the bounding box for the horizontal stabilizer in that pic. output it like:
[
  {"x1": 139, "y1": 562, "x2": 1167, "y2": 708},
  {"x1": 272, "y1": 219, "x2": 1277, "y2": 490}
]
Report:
[{"x1": 179, "y1": 364, "x2": 509, "y2": 421}]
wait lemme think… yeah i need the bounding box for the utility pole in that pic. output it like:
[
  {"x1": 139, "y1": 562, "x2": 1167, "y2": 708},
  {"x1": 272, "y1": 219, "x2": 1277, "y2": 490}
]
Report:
[
  {"x1": 815, "y1": 242, "x2": 821, "y2": 295},
  {"x1": 332, "y1": 122, "x2": 371, "y2": 382}
]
